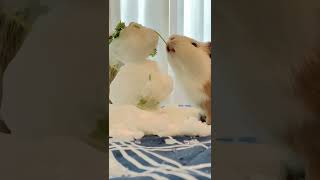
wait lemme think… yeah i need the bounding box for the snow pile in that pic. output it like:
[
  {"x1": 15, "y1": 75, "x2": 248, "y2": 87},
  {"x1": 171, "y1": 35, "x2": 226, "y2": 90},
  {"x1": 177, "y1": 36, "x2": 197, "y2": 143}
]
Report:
[{"x1": 109, "y1": 104, "x2": 211, "y2": 141}]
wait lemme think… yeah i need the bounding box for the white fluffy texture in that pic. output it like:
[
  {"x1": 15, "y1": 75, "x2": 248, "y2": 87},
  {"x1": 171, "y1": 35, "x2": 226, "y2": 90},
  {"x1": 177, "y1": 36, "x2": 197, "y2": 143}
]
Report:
[
  {"x1": 109, "y1": 104, "x2": 211, "y2": 141},
  {"x1": 109, "y1": 53, "x2": 122, "y2": 67},
  {"x1": 167, "y1": 35, "x2": 211, "y2": 105},
  {"x1": 110, "y1": 61, "x2": 173, "y2": 106},
  {"x1": 110, "y1": 22, "x2": 159, "y2": 64}
]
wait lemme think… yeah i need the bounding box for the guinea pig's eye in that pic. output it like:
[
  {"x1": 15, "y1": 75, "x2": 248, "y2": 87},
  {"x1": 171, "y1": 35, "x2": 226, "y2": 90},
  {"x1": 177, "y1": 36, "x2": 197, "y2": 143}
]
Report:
[
  {"x1": 191, "y1": 42, "x2": 198, "y2": 47},
  {"x1": 209, "y1": 54, "x2": 211, "y2": 58}
]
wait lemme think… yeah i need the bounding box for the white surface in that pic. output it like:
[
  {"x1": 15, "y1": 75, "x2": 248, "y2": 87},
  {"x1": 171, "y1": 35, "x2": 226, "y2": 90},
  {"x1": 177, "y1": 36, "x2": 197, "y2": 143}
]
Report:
[{"x1": 109, "y1": 104, "x2": 211, "y2": 141}]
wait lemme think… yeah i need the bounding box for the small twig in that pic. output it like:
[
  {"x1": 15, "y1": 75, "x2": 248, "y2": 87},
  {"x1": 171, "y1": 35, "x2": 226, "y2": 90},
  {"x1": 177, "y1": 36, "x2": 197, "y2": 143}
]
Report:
[{"x1": 154, "y1": 31, "x2": 167, "y2": 46}]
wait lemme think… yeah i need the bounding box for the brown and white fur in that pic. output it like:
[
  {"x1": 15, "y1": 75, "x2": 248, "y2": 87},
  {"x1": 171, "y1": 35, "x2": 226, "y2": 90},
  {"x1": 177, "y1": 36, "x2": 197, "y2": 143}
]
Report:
[
  {"x1": 166, "y1": 35, "x2": 212, "y2": 125},
  {"x1": 286, "y1": 48, "x2": 320, "y2": 180}
]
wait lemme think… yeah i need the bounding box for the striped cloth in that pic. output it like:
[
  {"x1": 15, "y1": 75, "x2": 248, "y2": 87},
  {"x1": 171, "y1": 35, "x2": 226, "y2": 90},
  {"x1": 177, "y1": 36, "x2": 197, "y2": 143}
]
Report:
[
  {"x1": 109, "y1": 135, "x2": 211, "y2": 180},
  {"x1": 108, "y1": 104, "x2": 257, "y2": 179}
]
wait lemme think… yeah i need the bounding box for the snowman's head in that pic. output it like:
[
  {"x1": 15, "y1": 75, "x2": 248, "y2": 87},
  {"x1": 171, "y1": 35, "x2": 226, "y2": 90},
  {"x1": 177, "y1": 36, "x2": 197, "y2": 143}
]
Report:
[{"x1": 110, "y1": 22, "x2": 159, "y2": 64}]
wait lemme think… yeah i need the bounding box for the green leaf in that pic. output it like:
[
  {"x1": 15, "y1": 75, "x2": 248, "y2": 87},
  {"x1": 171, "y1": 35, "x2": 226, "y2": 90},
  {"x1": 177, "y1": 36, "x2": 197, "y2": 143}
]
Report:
[
  {"x1": 115, "y1": 21, "x2": 125, "y2": 31},
  {"x1": 136, "y1": 97, "x2": 160, "y2": 110},
  {"x1": 108, "y1": 35, "x2": 113, "y2": 44},
  {"x1": 137, "y1": 98, "x2": 148, "y2": 107},
  {"x1": 150, "y1": 48, "x2": 157, "y2": 57},
  {"x1": 108, "y1": 21, "x2": 126, "y2": 45}
]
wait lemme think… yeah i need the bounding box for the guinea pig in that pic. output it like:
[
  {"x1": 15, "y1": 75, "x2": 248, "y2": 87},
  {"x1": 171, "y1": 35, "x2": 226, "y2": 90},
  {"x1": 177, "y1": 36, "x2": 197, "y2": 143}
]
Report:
[{"x1": 166, "y1": 35, "x2": 212, "y2": 125}]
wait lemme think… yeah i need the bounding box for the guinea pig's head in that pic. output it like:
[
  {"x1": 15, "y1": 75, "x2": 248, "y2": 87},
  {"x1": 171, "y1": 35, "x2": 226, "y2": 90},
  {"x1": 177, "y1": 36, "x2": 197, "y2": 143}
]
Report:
[
  {"x1": 166, "y1": 35, "x2": 211, "y2": 69},
  {"x1": 110, "y1": 22, "x2": 159, "y2": 64}
]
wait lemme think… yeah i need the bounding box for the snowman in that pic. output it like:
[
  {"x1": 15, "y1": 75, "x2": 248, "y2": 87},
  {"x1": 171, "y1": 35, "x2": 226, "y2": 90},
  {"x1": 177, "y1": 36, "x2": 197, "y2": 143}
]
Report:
[{"x1": 109, "y1": 22, "x2": 173, "y2": 110}]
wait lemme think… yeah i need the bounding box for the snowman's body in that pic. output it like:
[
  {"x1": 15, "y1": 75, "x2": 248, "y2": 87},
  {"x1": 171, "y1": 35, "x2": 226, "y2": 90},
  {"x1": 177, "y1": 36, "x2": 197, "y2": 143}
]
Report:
[
  {"x1": 110, "y1": 61, "x2": 173, "y2": 109},
  {"x1": 109, "y1": 22, "x2": 173, "y2": 110}
]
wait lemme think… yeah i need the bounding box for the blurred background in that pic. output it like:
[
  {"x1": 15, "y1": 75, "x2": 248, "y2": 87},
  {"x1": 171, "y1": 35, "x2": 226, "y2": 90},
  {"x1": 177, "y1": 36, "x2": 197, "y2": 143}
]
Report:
[{"x1": 0, "y1": 0, "x2": 107, "y2": 179}]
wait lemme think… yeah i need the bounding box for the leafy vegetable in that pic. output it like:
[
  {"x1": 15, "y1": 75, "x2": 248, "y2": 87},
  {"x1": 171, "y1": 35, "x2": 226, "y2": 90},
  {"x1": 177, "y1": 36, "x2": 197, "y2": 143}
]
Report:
[
  {"x1": 137, "y1": 96, "x2": 160, "y2": 110},
  {"x1": 108, "y1": 35, "x2": 113, "y2": 44},
  {"x1": 108, "y1": 21, "x2": 126, "y2": 44},
  {"x1": 137, "y1": 98, "x2": 148, "y2": 107},
  {"x1": 150, "y1": 48, "x2": 157, "y2": 57},
  {"x1": 108, "y1": 21, "x2": 126, "y2": 103},
  {"x1": 108, "y1": 21, "x2": 168, "y2": 58},
  {"x1": 114, "y1": 21, "x2": 125, "y2": 35}
]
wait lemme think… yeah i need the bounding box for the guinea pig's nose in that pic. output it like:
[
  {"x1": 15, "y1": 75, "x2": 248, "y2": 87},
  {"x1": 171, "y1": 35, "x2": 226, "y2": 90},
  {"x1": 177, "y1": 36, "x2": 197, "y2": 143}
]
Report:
[
  {"x1": 167, "y1": 35, "x2": 177, "y2": 43},
  {"x1": 166, "y1": 43, "x2": 175, "y2": 53},
  {"x1": 166, "y1": 45, "x2": 171, "y2": 52}
]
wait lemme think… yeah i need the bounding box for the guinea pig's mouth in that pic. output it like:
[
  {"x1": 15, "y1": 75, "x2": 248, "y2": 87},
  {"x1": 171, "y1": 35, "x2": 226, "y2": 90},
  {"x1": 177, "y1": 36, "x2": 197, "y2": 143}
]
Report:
[{"x1": 166, "y1": 45, "x2": 175, "y2": 53}]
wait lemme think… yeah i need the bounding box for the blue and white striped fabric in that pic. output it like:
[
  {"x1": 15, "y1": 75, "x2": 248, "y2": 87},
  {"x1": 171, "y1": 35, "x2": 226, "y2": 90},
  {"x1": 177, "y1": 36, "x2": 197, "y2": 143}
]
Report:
[
  {"x1": 108, "y1": 103, "x2": 257, "y2": 179},
  {"x1": 109, "y1": 135, "x2": 212, "y2": 180}
]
